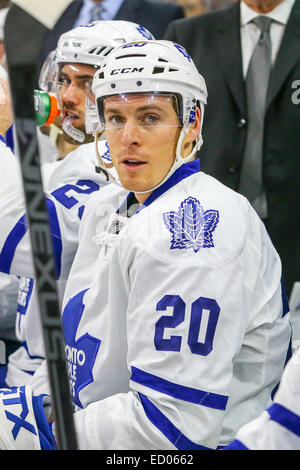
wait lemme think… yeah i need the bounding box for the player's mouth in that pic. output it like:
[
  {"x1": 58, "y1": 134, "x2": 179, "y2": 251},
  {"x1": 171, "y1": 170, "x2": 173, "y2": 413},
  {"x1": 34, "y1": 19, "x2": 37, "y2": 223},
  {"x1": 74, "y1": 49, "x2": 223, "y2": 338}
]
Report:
[
  {"x1": 62, "y1": 110, "x2": 80, "y2": 124},
  {"x1": 120, "y1": 158, "x2": 147, "y2": 170}
]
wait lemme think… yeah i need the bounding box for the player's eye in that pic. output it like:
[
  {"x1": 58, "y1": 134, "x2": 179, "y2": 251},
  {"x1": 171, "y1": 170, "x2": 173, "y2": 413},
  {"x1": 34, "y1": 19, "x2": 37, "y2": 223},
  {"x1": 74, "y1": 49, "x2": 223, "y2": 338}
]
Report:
[
  {"x1": 140, "y1": 113, "x2": 160, "y2": 126},
  {"x1": 77, "y1": 79, "x2": 93, "y2": 91},
  {"x1": 106, "y1": 115, "x2": 126, "y2": 128},
  {"x1": 85, "y1": 80, "x2": 93, "y2": 90},
  {"x1": 58, "y1": 76, "x2": 71, "y2": 86}
]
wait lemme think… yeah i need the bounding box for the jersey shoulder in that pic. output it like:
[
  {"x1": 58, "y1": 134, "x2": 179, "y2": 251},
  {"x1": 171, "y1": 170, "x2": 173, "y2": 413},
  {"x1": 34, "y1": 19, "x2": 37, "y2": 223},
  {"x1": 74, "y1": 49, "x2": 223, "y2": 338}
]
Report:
[
  {"x1": 129, "y1": 171, "x2": 256, "y2": 263},
  {"x1": 83, "y1": 181, "x2": 128, "y2": 218},
  {"x1": 42, "y1": 140, "x2": 110, "y2": 191}
]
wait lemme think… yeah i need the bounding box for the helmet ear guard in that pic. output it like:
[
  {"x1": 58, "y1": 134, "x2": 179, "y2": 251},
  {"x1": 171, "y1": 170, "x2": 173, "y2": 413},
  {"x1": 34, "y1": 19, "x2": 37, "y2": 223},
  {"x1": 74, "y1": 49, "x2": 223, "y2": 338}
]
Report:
[{"x1": 91, "y1": 40, "x2": 208, "y2": 193}]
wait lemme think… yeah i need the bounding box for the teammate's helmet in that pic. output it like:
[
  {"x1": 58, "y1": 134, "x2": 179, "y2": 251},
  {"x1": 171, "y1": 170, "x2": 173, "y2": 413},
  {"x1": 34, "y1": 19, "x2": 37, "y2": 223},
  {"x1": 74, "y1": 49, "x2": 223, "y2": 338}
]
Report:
[
  {"x1": 38, "y1": 21, "x2": 154, "y2": 142},
  {"x1": 39, "y1": 21, "x2": 155, "y2": 94},
  {"x1": 91, "y1": 40, "x2": 208, "y2": 190}
]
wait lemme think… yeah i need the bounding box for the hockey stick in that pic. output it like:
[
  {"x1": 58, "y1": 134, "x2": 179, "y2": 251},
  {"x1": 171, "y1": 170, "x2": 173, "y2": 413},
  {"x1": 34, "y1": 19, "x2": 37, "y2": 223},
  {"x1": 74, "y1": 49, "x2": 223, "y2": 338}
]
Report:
[{"x1": 4, "y1": 0, "x2": 77, "y2": 450}]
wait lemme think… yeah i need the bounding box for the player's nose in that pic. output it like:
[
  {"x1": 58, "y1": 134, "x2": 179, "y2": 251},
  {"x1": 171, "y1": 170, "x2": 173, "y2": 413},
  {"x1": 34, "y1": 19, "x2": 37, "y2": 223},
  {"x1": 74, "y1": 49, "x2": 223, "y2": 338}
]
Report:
[
  {"x1": 60, "y1": 83, "x2": 82, "y2": 106},
  {"x1": 120, "y1": 120, "x2": 141, "y2": 146}
]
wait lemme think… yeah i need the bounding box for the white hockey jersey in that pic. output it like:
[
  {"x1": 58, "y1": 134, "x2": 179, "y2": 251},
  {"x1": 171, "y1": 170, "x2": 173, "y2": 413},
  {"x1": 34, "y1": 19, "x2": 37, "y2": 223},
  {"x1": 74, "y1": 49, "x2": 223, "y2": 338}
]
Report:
[
  {"x1": 0, "y1": 144, "x2": 22, "y2": 350},
  {"x1": 0, "y1": 140, "x2": 111, "y2": 386},
  {"x1": 31, "y1": 159, "x2": 290, "y2": 449},
  {"x1": 0, "y1": 272, "x2": 19, "y2": 341},
  {"x1": 0, "y1": 140, "x2": 111, "y2": 279},
  {"x1": 225, "y1": 348, "x2": 300, "y2": 450}
]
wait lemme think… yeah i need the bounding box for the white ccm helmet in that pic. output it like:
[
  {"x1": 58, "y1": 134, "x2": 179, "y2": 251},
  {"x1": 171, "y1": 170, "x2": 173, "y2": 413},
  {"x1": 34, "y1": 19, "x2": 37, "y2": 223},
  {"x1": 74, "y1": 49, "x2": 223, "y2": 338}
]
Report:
[
  {"x1": 39, "y1": 21, "x2": 155, "y2": 142},
  {"x1": 91, "y1": 39, "x2": 208, "y2": 191}
]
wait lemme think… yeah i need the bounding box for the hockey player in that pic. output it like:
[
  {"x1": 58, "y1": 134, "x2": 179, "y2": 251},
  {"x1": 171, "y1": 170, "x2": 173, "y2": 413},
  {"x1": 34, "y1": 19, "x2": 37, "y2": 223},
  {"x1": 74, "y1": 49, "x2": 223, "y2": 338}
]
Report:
[
  {"x1": 225, "y1": 348, "x2": 300, "y2": 450},
  {"x1": 0, "y1": 40, "x2": 291, "y2": 450},
  {"x1": 0, "y1": 21, "x2": 155, "y2": 388}
]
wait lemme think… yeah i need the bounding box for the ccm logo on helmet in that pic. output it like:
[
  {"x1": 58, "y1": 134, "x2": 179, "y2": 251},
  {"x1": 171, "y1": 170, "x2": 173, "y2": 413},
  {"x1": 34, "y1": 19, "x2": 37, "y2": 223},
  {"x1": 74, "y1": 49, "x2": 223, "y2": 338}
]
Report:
[{"x1": 111, "y1": 67, "x2": 144, "y2": 75}]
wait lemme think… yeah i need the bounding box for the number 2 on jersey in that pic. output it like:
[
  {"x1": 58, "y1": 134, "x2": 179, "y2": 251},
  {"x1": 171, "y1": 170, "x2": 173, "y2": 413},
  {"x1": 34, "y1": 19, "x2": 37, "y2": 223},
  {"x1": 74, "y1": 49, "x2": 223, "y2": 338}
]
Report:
[
  {"x1": 51, "y1": 180, "x2": 100, "y2": 209},
  {"x1": 154, "y1": 295, "x2": 220, "y2": 356}
]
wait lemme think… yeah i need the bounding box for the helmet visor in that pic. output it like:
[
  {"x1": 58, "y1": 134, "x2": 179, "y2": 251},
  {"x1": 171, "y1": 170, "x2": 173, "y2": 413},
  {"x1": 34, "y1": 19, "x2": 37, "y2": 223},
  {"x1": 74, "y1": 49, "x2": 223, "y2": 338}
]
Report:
[
  {"x1": 55, "y1": 62, "x2": 97, "y2": 110},
  {"x1": 39, "y1": 50, "x2": 59, "y2": 93},
  {"x1": 40, "y1": 50, "x2": 98, "y2": 98},
  {"x1": 96, "y1": 92, "x2": 183, "y2": 132},
  {"x1": 85, "y1": 88, "x2": 100, "y2": 134}
]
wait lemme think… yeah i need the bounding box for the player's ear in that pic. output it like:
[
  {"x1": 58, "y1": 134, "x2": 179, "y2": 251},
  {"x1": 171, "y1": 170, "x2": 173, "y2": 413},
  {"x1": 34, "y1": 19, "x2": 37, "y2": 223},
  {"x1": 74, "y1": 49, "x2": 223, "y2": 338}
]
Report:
[
  {"x1": 190, "y1": 107, "x2": 201, "y2": 140},
  {"x1": 181, "y1": 107, "x2": 201, "y2": 157}
]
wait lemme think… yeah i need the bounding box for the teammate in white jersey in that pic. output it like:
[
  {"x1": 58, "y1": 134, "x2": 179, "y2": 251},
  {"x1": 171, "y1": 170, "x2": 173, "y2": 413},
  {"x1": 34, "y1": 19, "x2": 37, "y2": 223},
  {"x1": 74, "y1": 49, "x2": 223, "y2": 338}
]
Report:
[
  {"x1": 0, "y1": 39, "x2": 291, "y2": 450},
  {"x1": 225, "y1": 348, "x2": 300, "y2": 450},
  {"x1": 0, "y1": 21, "x2": 155, "y2": 388},
  {"x1": 4, "y1": 142, "x2": 109, "y2": 387}
]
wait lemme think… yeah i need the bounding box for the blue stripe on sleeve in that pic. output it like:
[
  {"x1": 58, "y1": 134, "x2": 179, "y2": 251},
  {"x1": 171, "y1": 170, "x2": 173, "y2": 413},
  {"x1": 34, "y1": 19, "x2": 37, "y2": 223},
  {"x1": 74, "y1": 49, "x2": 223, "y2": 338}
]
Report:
[
  {"x1": 5, "y1": 125, "x2": 14, "y2": 152},
  {"x1": 46, "y1": 197, "x2": 62, "y2": 278},
  {"x1": 0, "y1": 215, "x2": 27, "y2": 273},
  {"x1": 138, "y1": 393, "x2": 213, "y2": 450},
  {"x1": 0, "y1": 365, "x2": 8, "y2": 388},
  {"x1": 281, "y1": 280, "x2": 290, "y2": 317},
  {"x1": 131, "y1": 366, "x2": 228, "y2": 410},
  {"x1": 268, "y1": 403, "x2": 300, "y2": 437},
  {"x1": 0, "y1": 200, "x2": 62, "y2": 277},
  {"x1": 22, "y1": 341, "x2": 45, "y2": 361},
  {"x1": 224, "y1": 439, "x2": 249, "y2": 450}
]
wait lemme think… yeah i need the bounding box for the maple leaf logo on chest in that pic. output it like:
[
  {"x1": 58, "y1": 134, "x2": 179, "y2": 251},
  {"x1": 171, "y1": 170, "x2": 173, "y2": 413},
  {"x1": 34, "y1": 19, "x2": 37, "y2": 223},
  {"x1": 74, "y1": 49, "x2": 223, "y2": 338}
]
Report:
[{"x1": 163, "y1": 197, "x2": 220, "y2": 253}]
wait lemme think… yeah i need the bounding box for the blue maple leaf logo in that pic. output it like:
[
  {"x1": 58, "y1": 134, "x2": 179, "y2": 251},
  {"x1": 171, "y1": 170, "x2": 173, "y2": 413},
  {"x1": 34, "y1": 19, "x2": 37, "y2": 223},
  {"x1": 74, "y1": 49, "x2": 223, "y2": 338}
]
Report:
[
  {"x1": 163, "y1": 197, "x2": 219, "y2": 253},
  {"x1": 173, "y1": 43, "x2": 191, "y2": 62},
  {"x1": 136, "y1": 25, "x2": 154, "y2": 40},
  {"x1": 62, "y1": 289, "x2": 100, "y2": 408},
  {"x1": 102, "y1": 141, "x2": 112, "y2": 162}
]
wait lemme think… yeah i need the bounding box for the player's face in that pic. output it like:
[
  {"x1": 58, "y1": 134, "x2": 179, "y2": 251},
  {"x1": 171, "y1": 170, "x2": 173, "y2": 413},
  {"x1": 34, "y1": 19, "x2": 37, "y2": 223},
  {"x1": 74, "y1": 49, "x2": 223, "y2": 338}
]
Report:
[
  {"x1": 58, "y1": 63, "x2": 95, "y2": 133},
  {"x1": 103, "y1": 94, "x2": 182, "y2": 202}
]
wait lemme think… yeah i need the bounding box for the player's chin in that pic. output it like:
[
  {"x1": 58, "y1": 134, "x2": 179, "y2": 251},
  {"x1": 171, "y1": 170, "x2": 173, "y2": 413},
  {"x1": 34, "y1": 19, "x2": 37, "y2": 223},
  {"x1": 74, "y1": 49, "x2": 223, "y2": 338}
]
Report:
[{"x1": 119, "y1": 176, "x2": 153, "y2": 194}]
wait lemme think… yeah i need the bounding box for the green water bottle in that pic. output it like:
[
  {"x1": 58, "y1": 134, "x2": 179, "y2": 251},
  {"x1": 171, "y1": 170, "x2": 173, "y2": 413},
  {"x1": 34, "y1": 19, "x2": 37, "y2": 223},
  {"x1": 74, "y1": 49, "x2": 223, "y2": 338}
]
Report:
[{"x1": 34, "y1": 90, "x2": 61, "y2": 127}]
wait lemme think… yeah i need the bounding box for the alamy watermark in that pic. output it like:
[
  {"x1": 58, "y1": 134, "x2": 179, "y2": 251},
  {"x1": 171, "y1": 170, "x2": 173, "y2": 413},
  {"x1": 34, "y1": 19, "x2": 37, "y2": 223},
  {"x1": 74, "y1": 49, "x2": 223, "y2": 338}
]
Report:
[{"x1": 291, "y1": 80, "x2": 300, "y2": 104}]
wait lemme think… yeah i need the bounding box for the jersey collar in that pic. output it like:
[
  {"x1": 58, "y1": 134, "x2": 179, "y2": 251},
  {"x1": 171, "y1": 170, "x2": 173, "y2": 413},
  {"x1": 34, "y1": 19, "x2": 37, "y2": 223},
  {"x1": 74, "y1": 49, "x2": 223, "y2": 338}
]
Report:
[{"x1": 117, "y1": 158, "x2": 201, "y2": 216}]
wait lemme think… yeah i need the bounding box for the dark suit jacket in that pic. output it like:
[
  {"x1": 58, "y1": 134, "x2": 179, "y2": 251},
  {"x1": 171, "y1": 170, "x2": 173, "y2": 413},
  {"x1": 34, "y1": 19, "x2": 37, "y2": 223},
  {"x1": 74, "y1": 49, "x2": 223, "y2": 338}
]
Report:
[
  {"x1": 165, "y1": 1, "x2": 300, "y2": 295},
  {"x1": 39, "y1": 0, "x2": 184, "y2": 66}
]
